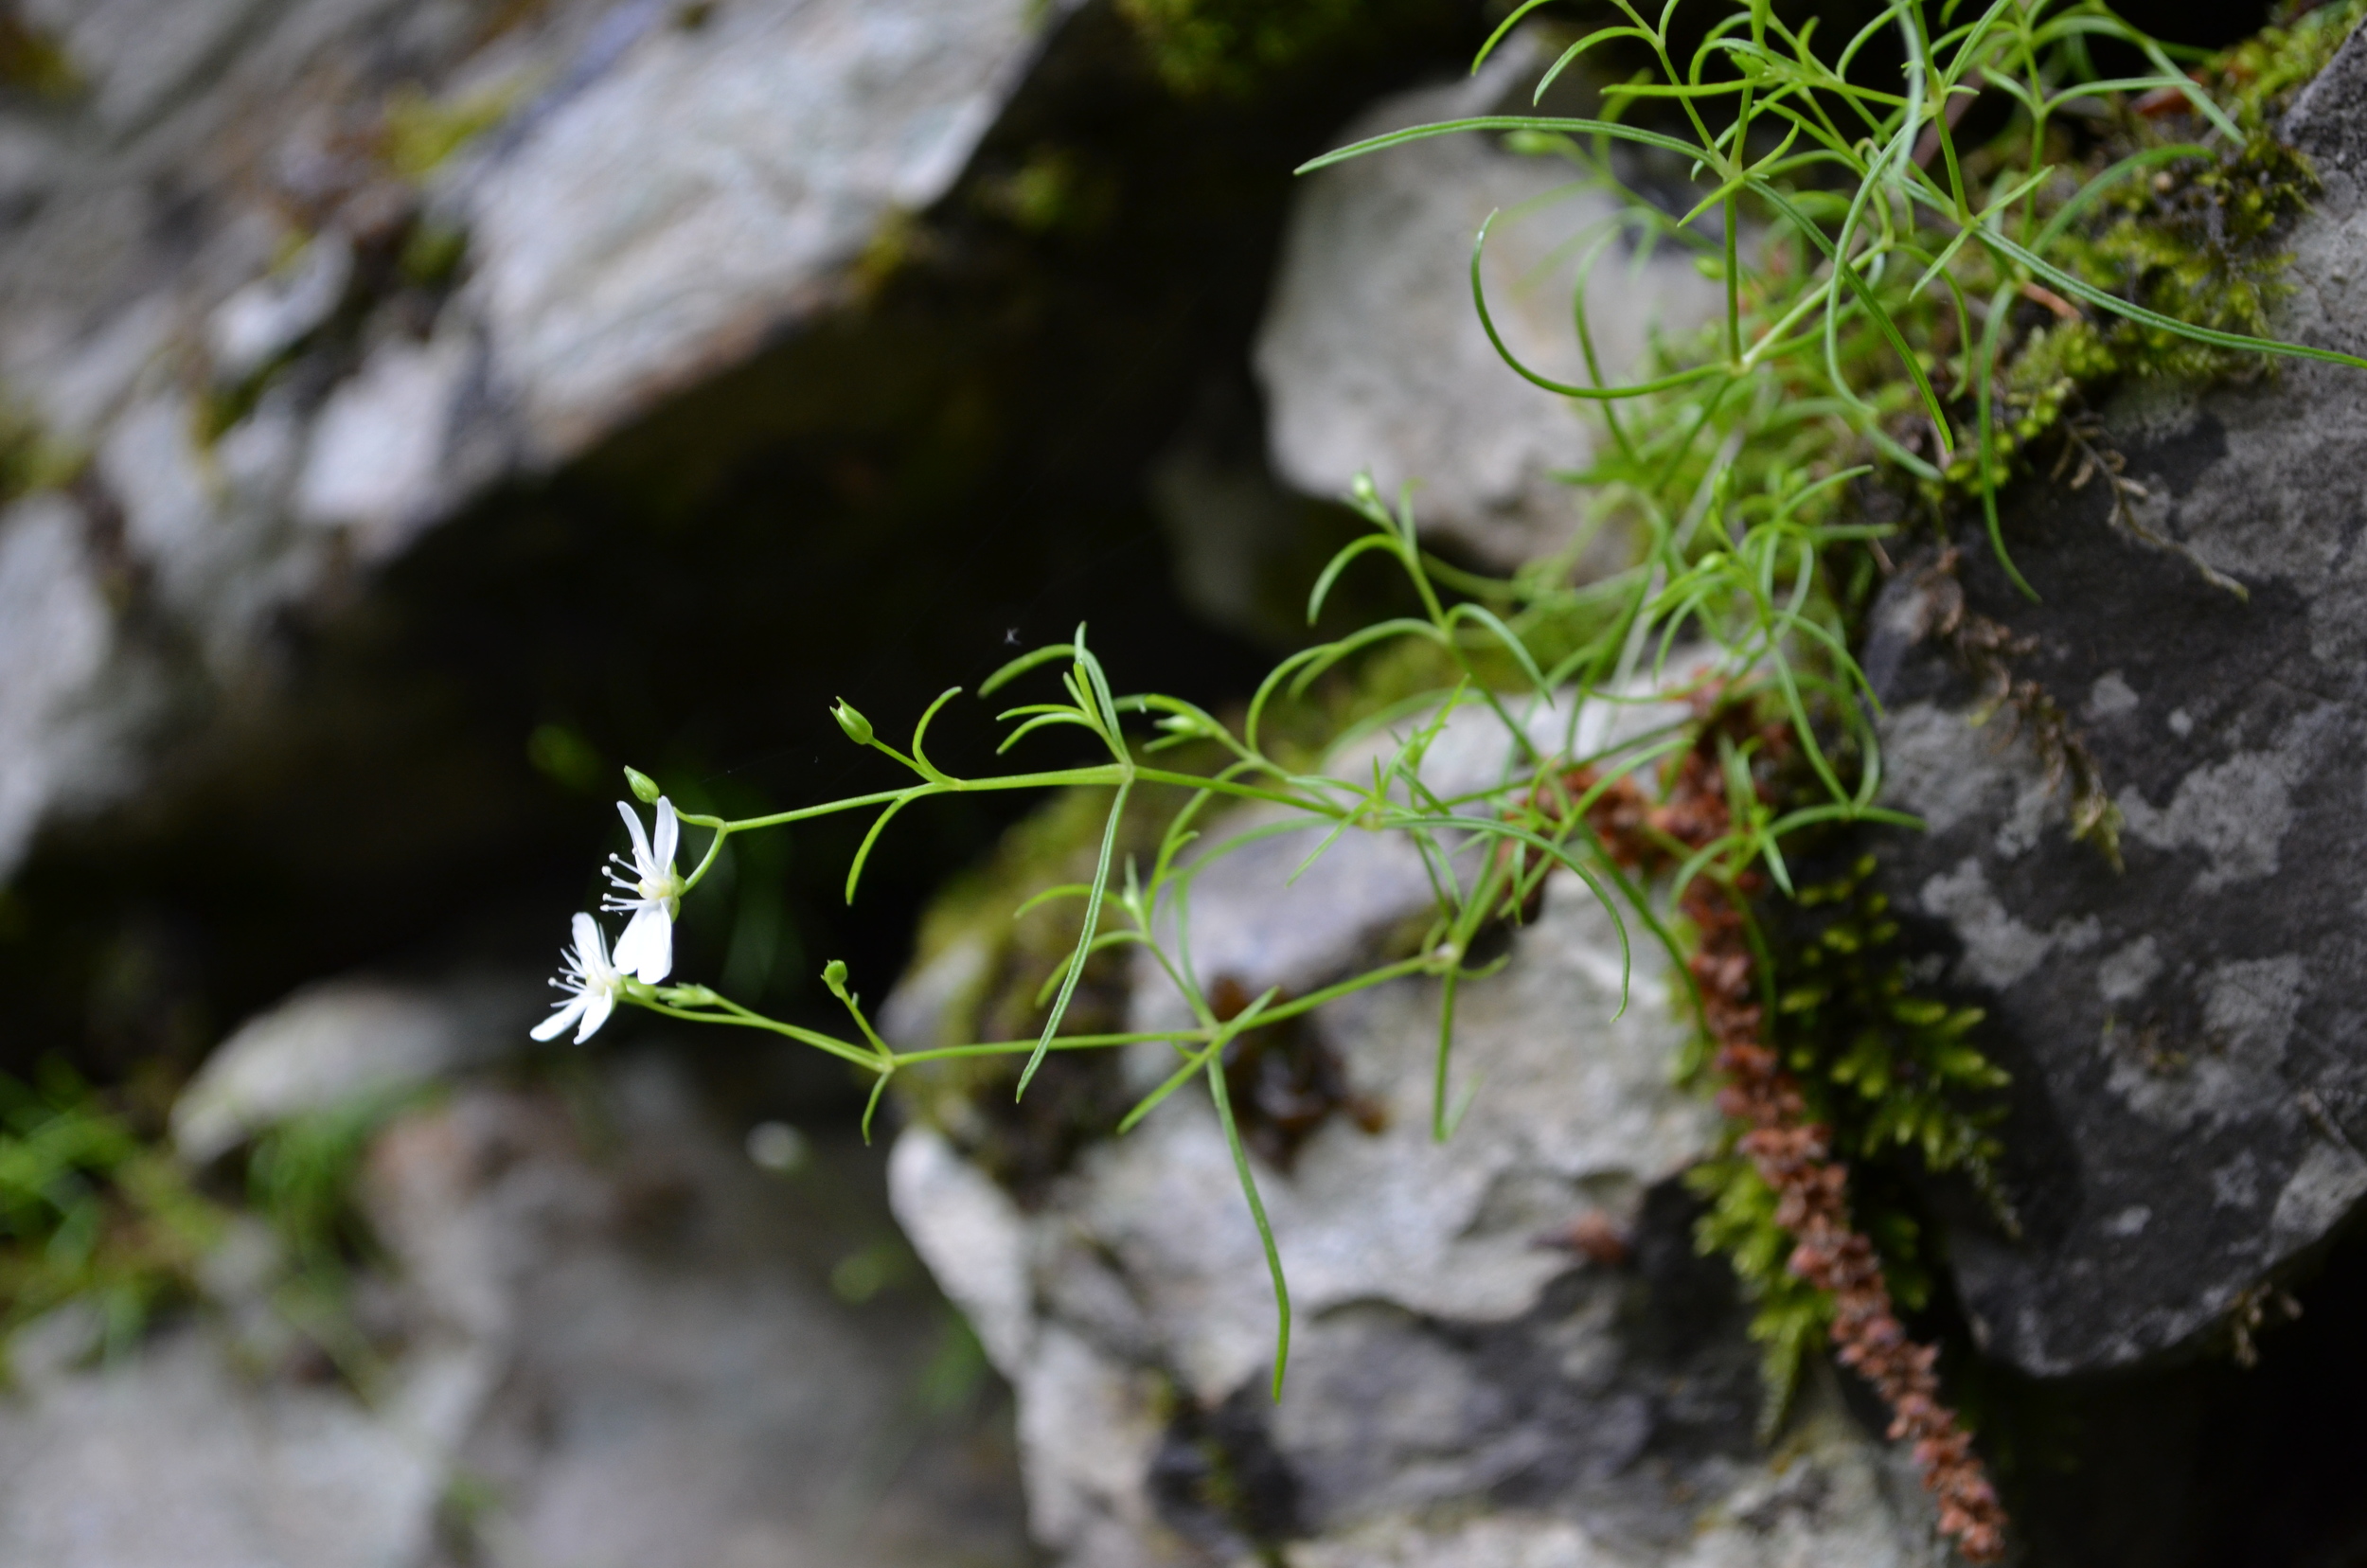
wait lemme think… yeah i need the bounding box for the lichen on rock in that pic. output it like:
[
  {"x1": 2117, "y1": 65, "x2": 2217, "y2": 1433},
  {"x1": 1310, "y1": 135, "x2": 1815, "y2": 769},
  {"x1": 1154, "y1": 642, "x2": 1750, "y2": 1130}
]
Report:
[{"x1": 1865, "y1": 17, "x2": 2367, "y2": 1376}]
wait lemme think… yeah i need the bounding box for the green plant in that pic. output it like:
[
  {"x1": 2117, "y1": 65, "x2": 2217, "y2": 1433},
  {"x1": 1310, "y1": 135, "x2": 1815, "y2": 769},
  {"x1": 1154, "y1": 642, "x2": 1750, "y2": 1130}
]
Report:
[
  {"x1": 0, "y1": 1066, "x2": 225, "y2": 1363},
  {"x1": 563, "y1": 495, "x2": 1729, "y2": 1400},
  {"x1": 0, "y1": 1063, "x2": 419, "y2": 1382},
  {"x1": 241, "y1": 1088, "x2": 430, "y2": 1388},
  {"x1": 535, "y1": 4, "x2": 2363, "y2": 1554}
]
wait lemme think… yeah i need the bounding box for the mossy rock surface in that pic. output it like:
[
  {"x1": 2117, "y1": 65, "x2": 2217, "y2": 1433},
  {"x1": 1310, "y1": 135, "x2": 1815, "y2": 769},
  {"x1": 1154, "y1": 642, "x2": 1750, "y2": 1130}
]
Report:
[{"x1": 1861, "y1": 19, "x2": 2367, "y2": 1379}]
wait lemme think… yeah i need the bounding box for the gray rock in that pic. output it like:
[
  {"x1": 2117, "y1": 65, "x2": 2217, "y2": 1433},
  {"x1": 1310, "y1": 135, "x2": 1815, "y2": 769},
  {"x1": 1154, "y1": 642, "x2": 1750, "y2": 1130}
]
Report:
[
  {"x1": 1275, "y1": 1373, "x2": 1936, "y2": 1568},
  {"x1": 170, "y1": 974, "x2": 533, "y2": 1164},
  {"x1": 1148, "y1": 414, "x2": 1317, "y2": 645},
  {"x1": 0, "y1": 1318, "x2": 477, "y2": 1568},
  {"x1": 1861, "y1": 23, "x2": 2367, "y2": 1377},
  {"x1": 1255, "y1": 33, "x2": 1721, "y2": 566},
  {"x1": 209, "y1": 232, "x2": 355, "y2": 382},
  {"x1": 0, "y1": 0, "x2": 1071, "y2": 880},
  {"x1": 4, "y1": 1033, "x2": 1033, "y2": 1568},
  {"x1": 455, "y1": 0, "x2": 1059, "y2": 465},
  {"x1": 291, "y1": 331, "x2": 477, "y2": 555},
  {"x1": 893, "y1": 866, "x2": 1939, "y2": 1566},
  {"x1": 0, "y1": 494, "x2": 144, "y2": 870},
  {"x1": 391, "y1": 1057, "x2": 1036, "y2": 1568}
]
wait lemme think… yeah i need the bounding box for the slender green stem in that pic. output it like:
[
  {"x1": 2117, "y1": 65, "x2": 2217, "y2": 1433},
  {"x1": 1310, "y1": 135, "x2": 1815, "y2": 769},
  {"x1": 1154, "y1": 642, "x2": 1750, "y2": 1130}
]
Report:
[
  {"x1": 635, "y1": 1000, "x2": 880, "y2": 1069},
  {"x1": 895, "y1": 1029, "x2": 1197, "y2": 1064}
]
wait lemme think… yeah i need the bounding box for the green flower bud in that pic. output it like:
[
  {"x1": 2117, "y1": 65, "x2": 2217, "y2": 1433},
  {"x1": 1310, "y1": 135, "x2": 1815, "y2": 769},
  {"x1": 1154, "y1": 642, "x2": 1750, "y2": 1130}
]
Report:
[
  {"x1": 623, "y1": 766, "x2": 663, "y2": 804},
  {"x1": 831, "y1": 700, "x2": 873, "y2": 746},
  {"x1": 822, "y1": 959, "x2": 850, "y2": 997}
]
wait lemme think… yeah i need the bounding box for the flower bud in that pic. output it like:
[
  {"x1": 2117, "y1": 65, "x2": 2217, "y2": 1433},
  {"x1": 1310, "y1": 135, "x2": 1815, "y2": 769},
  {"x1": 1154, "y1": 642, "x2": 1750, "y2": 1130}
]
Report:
[
  {"x1": 623, "y1": 766, "x2": 663, "y2": 804},
  {"x1": 822, "y1": 959, "x2": 851, "y2": 998},
  {"x1": 831, "y1": 700, "x2": 873, "y2": 746}
]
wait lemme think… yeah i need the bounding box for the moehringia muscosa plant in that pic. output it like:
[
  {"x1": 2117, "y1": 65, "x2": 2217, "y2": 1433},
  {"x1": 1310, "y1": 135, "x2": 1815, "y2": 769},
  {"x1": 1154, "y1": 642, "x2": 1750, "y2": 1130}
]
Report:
[{"x1": 532, "y1": 0, "x2": 2367, "y2": 1399}]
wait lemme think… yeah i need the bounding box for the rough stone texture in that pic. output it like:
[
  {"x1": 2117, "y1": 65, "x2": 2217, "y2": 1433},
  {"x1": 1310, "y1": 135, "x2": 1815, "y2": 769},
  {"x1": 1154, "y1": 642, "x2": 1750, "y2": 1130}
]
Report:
[
  {"x1": 892, "y1": 850, "x2": 1940, "y2": 1567},
  {"x1": 1255, "y1": 33, "x2": 1721, "y2": 566},
  {"x1": 0, "y1": 492, "x2": 148, "y2": 869},
  {"x1": 395, "y1": 1056, "x2": 1034, "y2": 1568},
  {"x1": 457, "y1": 0, "x2": 1058, "y2": 467},
  {"x1": 0, "y1": 1024, "x2": 1032, "y2": 1568},
  {"x1": 0, "y1": 1312, "x2": 477, "y2": 1568},
  {"x1": 0, "y1": 0, "x2": 1064, "y2": 876},
  {"x1": 1860, "y1": 24, "x2": 2367, "y2": 1378}
]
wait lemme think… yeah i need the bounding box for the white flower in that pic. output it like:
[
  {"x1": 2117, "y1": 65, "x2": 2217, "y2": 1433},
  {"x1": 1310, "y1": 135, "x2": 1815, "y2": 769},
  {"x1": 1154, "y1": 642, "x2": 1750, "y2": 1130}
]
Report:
[
  {"x1": 603, "y1": 795, "x2": 684, "y2": 983},
  {"x1": 532, "y1": 913, "x2": 627, "y2": 1043}
]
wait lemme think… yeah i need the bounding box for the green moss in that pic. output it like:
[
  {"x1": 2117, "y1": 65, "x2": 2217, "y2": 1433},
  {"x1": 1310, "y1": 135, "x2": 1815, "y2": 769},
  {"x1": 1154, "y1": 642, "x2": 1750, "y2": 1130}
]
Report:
[
  {"x1": 2219, "y1": 0, "x2": 2367, "y2": 128},
  {"x1": 382, "y1": 79, "x2": 525, "y2": 182},
  {"x1": 2065, "y1": 135, "x2": 2318, "y2": 386},
  {"x1": 1690, "y1": 853, "x2": 2010, "y2": 1430},
  {"x1": 1115, "y1": 0, "x2": 1442, "y2": 98},
  {"x1": 1770, "y1": 858, "x2": 2010, "y2": 1179},
  {"x1": 0, "y1": 396, "x2": 81, "y2": 505},
  {"x1": 1689, "y1": 1158, "x2": 1833, "y2": 1433},
  {"x1": 972, "y1": 146, "x2": 1118, "y2": 237},
  {"x1": 1997, "y1": 3, "x2": 2365, "y2": 411},
  {"x1": 399, "y1": 220, "x2": 471, "y2": 290},
  {"x1": 0, "y1": 15, "x2": 78, "y2": 100},
  {"x1": 1996, "y1": 320, "x2": 2118, "y2": 443}
]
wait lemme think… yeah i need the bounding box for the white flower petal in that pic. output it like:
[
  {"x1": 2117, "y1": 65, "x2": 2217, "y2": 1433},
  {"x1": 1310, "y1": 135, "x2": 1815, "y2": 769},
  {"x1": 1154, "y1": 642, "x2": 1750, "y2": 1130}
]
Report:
[
  {"x1": 615, "y1": 904, "x2": 672, "y2": 984},
  {"x1": 612, "y1": 910, "x2": 650, "y2": 975},
  {"x1": 575, "y1": 989, "x2": 615, "y2": 1043},
  {"x1": 532, "y1": 993, "x2": 588, "y2": 1042},
  {"x1": 617, "y1": 800, "x2": 656, "y2": 877},
  {"x1": 570, "y1": 911, "x2": 605, "y2": 967},
  {"x1": 653, "y1": 797, "x2": 679, "y2": 870}
]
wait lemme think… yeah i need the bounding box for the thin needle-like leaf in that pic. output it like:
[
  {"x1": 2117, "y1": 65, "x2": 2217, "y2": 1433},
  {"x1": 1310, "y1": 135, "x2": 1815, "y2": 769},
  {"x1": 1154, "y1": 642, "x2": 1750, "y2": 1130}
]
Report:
[{"x1": 1018, "y1": 777, "x2": 1133, "y2": 1098}]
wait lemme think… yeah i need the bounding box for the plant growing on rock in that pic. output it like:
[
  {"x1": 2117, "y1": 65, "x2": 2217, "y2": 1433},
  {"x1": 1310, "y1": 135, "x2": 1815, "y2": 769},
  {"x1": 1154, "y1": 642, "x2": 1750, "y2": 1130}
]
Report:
[{"x1": 537, "y1": 3, "x2": 2367, "y2": 1559}]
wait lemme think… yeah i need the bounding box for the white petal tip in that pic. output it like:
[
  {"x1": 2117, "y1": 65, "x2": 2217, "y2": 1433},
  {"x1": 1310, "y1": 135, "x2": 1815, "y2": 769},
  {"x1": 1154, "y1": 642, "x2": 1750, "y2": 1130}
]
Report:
[{"x1": 576, "y1": 991, "x2": 616, "y2": 1043}]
